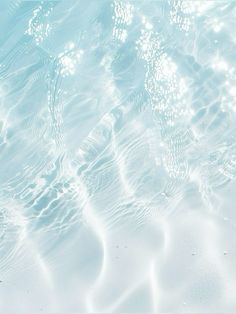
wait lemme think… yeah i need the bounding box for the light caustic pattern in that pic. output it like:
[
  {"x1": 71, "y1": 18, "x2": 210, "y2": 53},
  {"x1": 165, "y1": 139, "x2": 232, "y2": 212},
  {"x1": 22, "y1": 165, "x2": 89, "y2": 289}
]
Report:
[{"x1": 0, "y1": 0, "x2": 236, "y2": 313}]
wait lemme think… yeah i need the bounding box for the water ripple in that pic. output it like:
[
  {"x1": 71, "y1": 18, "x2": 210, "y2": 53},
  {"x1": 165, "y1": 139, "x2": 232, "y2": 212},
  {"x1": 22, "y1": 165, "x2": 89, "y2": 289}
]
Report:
[{"x1": 1, "y1": 0, "x2": 236, "y2": 313}]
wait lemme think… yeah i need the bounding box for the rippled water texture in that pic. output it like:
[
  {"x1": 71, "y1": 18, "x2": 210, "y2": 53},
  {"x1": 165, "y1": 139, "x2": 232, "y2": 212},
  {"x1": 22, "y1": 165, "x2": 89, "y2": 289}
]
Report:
[{"x1": 1, "y1": 0, "x2": 236, "y2": 313}]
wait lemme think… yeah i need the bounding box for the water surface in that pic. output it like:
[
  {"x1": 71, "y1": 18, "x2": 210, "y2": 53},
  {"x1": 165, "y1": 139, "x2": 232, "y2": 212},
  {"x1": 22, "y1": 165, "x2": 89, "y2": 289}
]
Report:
[{"x1": 0, "y1": 1, "x2": 236, "y2": 313}]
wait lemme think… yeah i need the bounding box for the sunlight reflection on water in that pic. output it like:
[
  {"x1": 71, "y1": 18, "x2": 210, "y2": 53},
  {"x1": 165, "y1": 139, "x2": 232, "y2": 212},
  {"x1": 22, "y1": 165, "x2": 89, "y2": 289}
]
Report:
[{"x1": 0, "y1": 0, "x2": 236, "y2": 313}]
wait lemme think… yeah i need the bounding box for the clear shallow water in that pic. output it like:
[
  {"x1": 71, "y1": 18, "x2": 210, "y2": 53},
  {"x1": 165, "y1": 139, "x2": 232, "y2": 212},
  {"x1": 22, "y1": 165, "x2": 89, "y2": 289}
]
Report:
[{"x1": 1, "y1": 0, "x2": 236, "y2": 313}]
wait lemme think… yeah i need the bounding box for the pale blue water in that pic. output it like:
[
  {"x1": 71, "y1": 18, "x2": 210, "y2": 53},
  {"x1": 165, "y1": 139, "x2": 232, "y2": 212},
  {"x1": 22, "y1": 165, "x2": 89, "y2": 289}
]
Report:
[{"x1": 1, "y1": 0, "x2": 236, "y2": 313}]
